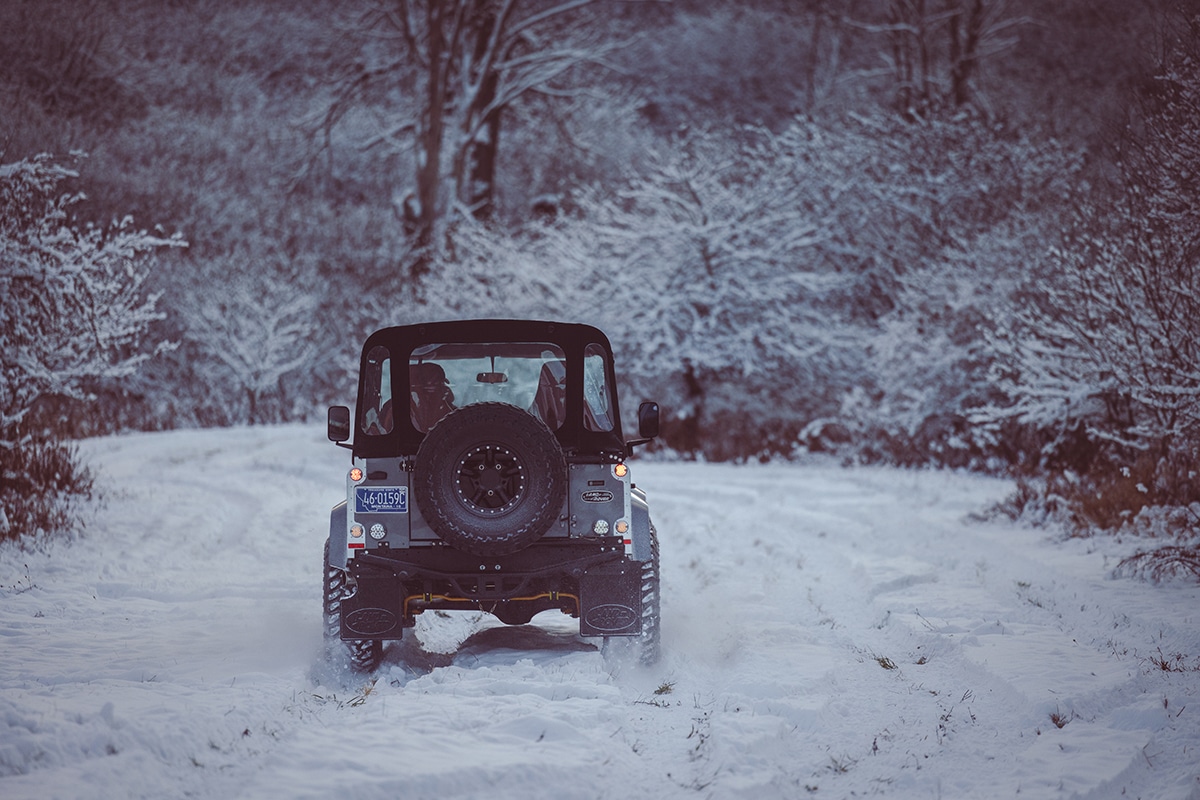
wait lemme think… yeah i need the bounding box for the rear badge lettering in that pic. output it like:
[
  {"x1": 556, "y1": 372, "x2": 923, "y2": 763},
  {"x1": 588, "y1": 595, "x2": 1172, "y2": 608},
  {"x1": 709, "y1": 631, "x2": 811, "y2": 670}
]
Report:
[
  {"x1": 345, "y1": 608, "x2": 398, "y2": 636},
  {"x1": 581, "y1": 490, "x2": 614, "y2": 503},
  {"x1": 584, "y1": 603, "x2": 638, "y2": 632}
]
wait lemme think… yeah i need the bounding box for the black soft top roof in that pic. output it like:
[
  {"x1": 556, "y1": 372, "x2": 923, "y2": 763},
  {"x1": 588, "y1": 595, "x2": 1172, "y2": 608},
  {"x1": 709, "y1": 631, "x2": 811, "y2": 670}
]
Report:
[{"x1": 352, "y1": 319, "x2": 625, "y2": 459}]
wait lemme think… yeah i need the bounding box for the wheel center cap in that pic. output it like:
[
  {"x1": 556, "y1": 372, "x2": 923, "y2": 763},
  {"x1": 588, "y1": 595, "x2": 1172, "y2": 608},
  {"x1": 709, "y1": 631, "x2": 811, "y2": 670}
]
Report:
[{"x1": 456, "y1": 444, "x2": 524, "y2": 513}]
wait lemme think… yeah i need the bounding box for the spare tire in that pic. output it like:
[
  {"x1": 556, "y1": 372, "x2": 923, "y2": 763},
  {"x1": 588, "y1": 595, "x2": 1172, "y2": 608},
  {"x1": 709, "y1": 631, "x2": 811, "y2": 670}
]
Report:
[{"x1": 414, "y1": 402, "x2": 567, "y2": 556}]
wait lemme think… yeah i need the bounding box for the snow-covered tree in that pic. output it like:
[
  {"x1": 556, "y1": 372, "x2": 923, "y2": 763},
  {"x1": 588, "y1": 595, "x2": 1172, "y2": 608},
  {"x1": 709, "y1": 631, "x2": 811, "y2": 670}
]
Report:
[
  {"x1": 796, "y1": 112, "x2": 1080, "y2": 464},
  {"x1": 857, "y1": 0, "x2": 1029, "y2": 118},
  {"x1": 532, "y1": 126, "x2": 873, "y2": 456},
  {"x1": 0, "y1": 154, "x2": 182, "y2": 537},
  {"x1": 317, "y1": 0, "x2": 627, "y2": 277},
  {"x1": 442, "y1": 112, "x2": 1079, "y2": 461},
  {"x1": 985, "y1": 13, "x2": 1200, "y2": 467},
  {"x1": 411, "y1": 220, "x2": 571, "y2": 320},
  {"x1": 171, "y1": 252, "x2": 322, "y2": 426}
]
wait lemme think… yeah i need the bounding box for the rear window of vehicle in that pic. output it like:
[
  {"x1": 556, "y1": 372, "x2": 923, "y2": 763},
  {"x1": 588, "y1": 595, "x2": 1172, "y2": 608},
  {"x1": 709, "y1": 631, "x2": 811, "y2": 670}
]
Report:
[{"x1": 409, "y1": 342, "x2": 567, "y2": 432}]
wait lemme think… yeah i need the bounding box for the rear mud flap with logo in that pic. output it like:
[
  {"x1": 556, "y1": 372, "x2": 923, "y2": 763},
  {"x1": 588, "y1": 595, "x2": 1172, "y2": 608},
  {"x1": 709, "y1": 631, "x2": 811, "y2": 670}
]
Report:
[
  {"x1": 580, "y1": 562, "x2": 642, "y2": 636},
  {"x1": 341, "y1": 571, "x2": 404, "y2": 640}
]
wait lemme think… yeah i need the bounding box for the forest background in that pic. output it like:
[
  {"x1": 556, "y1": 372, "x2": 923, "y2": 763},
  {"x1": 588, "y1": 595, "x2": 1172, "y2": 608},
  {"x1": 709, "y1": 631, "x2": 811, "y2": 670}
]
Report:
[{"x1": 2, "y1": 0, "x2": 1199, "y2": 574}]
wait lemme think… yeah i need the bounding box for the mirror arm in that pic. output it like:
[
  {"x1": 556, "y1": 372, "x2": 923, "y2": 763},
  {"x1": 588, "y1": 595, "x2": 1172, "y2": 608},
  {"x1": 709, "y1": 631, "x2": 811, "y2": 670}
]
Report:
[{"x1": 625, "y1": 437, "x2": 653, "y2": 457}]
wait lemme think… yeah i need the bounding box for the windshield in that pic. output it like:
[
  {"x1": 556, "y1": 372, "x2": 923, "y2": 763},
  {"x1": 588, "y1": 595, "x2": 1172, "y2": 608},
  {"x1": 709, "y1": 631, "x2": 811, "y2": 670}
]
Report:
[{"x1": 409, "y1": 342, "x2": 568, "y2": 432}]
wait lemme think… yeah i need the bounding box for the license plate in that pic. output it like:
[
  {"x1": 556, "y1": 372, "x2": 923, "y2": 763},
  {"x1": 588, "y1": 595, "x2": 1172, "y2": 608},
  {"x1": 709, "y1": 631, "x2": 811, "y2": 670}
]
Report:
[{"x1": 355, "y1": 486, "x2": 408, "y2": 514}]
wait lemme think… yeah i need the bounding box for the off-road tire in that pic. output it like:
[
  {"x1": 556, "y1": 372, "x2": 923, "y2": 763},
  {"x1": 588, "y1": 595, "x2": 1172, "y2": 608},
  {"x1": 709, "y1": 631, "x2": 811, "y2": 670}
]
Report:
[
  {"x1": 346, "y1": 638, "x2": 382, "y2": 672},
  {"x1": 603, "y1": 524, "x2": 661, "y2": 667},
  {"x1": 323, "y1": 539, "x2": 382, "y2": 672},
  {"x1": 414, "y1": 402, "x2": 567, "y2": 557}
]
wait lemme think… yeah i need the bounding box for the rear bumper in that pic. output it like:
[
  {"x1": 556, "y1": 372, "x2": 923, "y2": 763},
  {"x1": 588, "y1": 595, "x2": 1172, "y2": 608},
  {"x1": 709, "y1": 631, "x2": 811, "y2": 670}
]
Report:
[{"x1": 339, "y1": 537, "x2": 645, "y2": 639}]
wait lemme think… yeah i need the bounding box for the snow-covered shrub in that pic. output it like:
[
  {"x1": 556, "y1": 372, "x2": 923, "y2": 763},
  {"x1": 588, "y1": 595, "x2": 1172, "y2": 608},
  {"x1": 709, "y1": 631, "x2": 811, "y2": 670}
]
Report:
[
  {"x1": 539, "y1": 126, "x2": 873, "y2": 458},
  {"x1": 1113, "y1": 501, "x2": 1200, "y2": 582},
  {"x1": 0, "y1": 1, "x2": 144, "y2": 129},
  {"x1": 979, "y1": 11, "x2": 1200, "y2": 533},
  {"x1": 1117, "y1": 544, "x2": 1200, "y2": 583},
  {"x1": 161, "y1": 250, "x2": 323, "y2": 426},
  {"x1": 0, "y1": 154, "x2": 182, "y2": 539},
  {"x1": 425, "y1": 112, "x2": 1079, "y2": 462},
  {"x1": 417, "y1": 221, "x2": 577, "y2": 322},
  {"x1": 783, "y1": 111, "x2": 1080, "y2": 467}
]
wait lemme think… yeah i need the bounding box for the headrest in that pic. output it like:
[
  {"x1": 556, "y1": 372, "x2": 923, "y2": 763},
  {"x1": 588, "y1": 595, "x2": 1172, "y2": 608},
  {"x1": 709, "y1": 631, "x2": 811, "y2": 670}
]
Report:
[{"x1": 411, "y1": 361, "x2": 448, "y2": 387}]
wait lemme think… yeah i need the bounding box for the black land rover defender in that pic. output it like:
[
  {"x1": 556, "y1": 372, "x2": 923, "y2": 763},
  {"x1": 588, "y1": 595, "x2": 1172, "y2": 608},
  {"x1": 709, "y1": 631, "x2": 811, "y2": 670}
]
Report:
[{"x1": 324, "y1": 320, "x2": 661, "y2": 672}]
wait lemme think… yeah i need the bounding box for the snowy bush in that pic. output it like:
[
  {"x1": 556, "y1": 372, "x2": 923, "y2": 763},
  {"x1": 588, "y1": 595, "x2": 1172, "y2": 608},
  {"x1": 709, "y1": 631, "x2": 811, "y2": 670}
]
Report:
[
  {"x1": 0, "y1": 154, "x2": 182, "y2": 539},
  {"x1": 812, "y1": 112, "x2": 1081, "y2": 466},
  {"x1": 537, "y1": 125, "x2": 875, "y2": 457},
  {"x1": 414, "y1": 113, "x2": 1080, "y2": 462},
  {"x1": 1116, "y1": 500, "x2": 1200, "y2": 583},
  {"x1": 0, "y1": 1, "x2": 144, "y2": 131},
  {"x1": 171, "y1": 252, "x2": 321, "y2": 426},
  {"x1": 979, "y1": 12, "x2": 1200, "y2": 533},
  {"x1": 416, "y1": 221, "x2": 576, "y2": 321}
]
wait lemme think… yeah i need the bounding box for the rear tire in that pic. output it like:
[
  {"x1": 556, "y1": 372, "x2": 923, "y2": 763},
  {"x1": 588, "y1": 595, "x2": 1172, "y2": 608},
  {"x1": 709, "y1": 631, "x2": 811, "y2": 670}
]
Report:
[
  {"x1": 346, "y1": 638, "x2": 383, "y2": 672},
  {"x1": 603, "y1": 524, "x2": 661, "y2": 667},
  {"x1": 323, "y1": 539, "x2": 382, "y2": 672}
]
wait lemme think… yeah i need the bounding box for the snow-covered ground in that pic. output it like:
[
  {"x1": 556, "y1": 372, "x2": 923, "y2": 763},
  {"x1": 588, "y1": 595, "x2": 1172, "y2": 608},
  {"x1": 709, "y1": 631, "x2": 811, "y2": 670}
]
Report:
[{"x1": 2, "y1": 425, "x2": 1198, "y2": 800}]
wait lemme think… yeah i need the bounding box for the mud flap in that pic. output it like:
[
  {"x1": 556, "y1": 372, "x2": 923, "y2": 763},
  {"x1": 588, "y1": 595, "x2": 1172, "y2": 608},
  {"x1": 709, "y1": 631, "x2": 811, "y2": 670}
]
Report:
[
  {"x1": 341, "y1": 564, "x2": 404, "y2": 640},
  {"x1": 580, "y1": 562, "x2": 642, "y2": 636}
]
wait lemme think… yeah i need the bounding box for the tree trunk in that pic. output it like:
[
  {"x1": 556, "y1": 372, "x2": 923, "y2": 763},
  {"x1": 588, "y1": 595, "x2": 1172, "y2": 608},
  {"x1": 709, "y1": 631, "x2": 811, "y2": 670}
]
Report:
[
  {"x1": 465, "y1": 77, "x2": 501, "y2": 220},
  {"x1": 462, "y1": 4, "x2": 501, "y2": 221},
  {"x1": 948, "y1": 0, "x2": 983, "y2": 107},
  {"x1": 247, "y1": 387, "x2": 258, "y2": 426},
  {"x1": 408, "y1": 0, "x2": 450, "y2": 279}
]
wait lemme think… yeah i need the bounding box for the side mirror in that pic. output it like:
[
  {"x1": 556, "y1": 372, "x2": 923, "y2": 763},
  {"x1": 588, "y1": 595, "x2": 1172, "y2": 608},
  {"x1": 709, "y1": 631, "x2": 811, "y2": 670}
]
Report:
[
  {"x1": 327, "y1": 406, "x2": 351, "y2": 443},
  {"x1": 637, "y1": 401, "x2": 660, "y2": 440}
]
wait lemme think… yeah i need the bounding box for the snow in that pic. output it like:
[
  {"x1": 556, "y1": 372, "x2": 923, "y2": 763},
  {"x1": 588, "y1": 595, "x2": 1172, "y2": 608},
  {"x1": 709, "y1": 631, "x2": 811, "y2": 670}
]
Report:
[{"x1": 3, "y1": 425, "x2": 1199, "y2": 799}]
